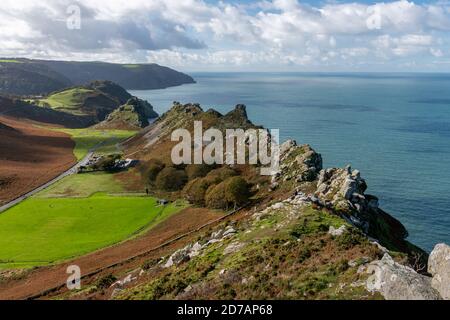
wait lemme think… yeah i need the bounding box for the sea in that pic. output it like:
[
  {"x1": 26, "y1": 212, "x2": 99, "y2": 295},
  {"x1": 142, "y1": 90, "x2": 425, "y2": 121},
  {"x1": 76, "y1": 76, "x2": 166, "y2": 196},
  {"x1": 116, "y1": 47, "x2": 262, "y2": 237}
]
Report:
[{"x1": 131, "y1": 72, "x2": 450, "y2": 252}]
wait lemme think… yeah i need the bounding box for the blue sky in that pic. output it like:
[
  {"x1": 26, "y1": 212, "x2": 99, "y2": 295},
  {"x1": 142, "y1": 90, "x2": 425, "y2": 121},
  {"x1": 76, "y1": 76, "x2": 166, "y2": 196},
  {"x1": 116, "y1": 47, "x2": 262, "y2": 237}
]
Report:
[{"x1": 1, "y1": 0, "x2": 450, "y2": 72}]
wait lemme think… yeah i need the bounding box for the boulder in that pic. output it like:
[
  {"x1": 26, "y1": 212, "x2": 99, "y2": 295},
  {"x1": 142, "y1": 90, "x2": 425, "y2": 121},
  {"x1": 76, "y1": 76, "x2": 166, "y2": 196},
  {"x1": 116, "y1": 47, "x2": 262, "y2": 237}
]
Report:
[
  {"x1": 328, "y1": 225, "x2": 347, "y2": 237},
  {"x1": 164, "y1": 245, "x2": 192, "y2": 268},
  {"x1": 428, "y1": 243, "x2": 450, "y2": 300},
  {"x1": 366, "y1": 254, "x2": 441, "y2": 300}
]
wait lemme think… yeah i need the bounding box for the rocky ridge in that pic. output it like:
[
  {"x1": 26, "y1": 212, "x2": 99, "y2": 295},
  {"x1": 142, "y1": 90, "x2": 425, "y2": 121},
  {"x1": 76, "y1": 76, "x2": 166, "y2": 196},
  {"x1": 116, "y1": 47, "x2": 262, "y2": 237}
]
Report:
[{"x1": 93, "y1": 103, "x2": 449, "y2": 300}]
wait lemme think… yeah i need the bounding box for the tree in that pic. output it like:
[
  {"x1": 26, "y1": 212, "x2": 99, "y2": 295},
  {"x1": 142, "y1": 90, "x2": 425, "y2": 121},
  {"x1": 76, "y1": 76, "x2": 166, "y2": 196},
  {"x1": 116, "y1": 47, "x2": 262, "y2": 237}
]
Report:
[
  {"x1": 183, "y1": 178, "x2": 213, "y2": 205},
  {"x1": 205, "y1": 182, "x2": 228, "y2": 209},
  {"x1": 92, "y1": 154, "x2": 121, "y2": 172},
  {"x1": 145, "y1": 159, "x2": 165, "y2": 183},
  {"x1": 205, "y1": 166, "x2": 237, "y2": 184},
  {"x1": 224, "y1": 176, "x2": 251, "y2": 209},
  {"x1": 185, "y1": 164, "x2": 214, "y2": 181},
  {"x1": 155, "y1": 167, "x2": 187, "y2": 191}
]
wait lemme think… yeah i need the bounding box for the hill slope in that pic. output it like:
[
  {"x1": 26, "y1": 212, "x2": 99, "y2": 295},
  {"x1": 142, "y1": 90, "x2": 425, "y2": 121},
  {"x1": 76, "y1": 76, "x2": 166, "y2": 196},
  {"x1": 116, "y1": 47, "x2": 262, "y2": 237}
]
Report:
[
  {"x1": 0, "y1": 96, "x2": 94, "y2": 128},
  {"x1": 0, "y1": 60, "x2": 72, "y2": 96},
  {"x1": 0, "y1": 116, "x2": 76, "y2": 206},
  {"x1": 95, "y1": 97, "x2": 159, "y2": 130},
  {"x1": 0, "y1": 59, "x2": 195, "y2": 96},
  {"x1": 23, "y1": 81, "x2": 158, "y2": 127}
]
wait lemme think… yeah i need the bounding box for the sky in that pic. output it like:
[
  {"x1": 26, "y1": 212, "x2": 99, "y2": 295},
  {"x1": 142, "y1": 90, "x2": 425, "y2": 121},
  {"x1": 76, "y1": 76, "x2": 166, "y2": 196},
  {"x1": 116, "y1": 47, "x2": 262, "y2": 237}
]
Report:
[{"x1": 1, "y1": 0, "x2": 450, "y2": 72}]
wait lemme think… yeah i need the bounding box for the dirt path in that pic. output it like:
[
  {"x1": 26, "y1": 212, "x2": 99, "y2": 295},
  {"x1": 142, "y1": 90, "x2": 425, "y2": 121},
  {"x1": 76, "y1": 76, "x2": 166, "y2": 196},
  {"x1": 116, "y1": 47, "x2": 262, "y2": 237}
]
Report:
[{"x1": 0, "y1": 207, "x2": 226, "y2": 300}]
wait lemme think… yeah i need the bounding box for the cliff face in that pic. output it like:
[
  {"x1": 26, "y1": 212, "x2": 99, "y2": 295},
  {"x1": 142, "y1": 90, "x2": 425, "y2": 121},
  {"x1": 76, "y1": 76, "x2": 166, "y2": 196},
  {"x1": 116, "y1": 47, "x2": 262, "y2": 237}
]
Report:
[{"x1": 0, "y1": 59, "x2": 195, "y2": 96}]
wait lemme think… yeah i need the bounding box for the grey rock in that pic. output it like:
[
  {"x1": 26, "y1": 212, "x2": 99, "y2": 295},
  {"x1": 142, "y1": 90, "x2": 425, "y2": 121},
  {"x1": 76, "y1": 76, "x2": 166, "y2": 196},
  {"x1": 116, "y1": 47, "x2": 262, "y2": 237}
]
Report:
[
  {"x1": 366, "y1": 254, "x2": 441, "y2": 300},
  {"x1": 428, "y1": 243, "x2": 450, "y2": 300},
  {"x1": 328, "y1": 225, "x2": 347, "y2": 236}
]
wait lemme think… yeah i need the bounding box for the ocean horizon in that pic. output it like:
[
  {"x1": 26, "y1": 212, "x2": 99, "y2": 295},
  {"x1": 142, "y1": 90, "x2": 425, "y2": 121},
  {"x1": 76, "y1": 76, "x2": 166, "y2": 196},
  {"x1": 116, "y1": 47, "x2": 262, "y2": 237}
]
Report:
[{"x1": 132, "y1": 72, "x2": 450, "y2": 252}]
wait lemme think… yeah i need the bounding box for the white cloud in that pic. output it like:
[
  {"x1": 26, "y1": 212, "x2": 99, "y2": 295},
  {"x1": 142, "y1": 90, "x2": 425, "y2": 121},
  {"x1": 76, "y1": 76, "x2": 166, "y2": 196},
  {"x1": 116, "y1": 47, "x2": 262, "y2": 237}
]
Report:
[{"x1": 0, "y1": 0, "x2": 449, "y2": 71}]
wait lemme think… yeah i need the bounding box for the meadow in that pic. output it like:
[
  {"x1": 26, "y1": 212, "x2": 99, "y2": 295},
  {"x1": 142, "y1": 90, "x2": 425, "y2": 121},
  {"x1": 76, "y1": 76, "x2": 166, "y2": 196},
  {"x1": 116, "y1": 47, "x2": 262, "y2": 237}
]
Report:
[
  {"x1": 55, "y1": 128, "x2": 137, "y2": 160},
  {"x1": 36, "y1": 172, "x2": 126, "y2": 198},
  {"x1": 0, "y1": 194, "x2": 185, "y2": 268},
  {"x1": 0, "y1": 59, "x2": 22, "y2": 63}
]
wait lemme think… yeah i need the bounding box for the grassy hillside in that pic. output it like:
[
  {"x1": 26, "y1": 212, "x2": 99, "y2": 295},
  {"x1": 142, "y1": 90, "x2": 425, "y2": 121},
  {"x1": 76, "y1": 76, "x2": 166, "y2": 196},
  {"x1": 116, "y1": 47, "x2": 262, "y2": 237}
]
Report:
[
  {"x1": 26, "y1": 81, "x2": 157, "y2": 127},
  {"x1": 36, "y1": 88, "x2": 96, "y2": 114},
  {"x1": 0, "y1": 96, "x2": 95, "y2": 128},
  {"x1": 0, "y1": 194, "x2": 185, "y2": 269}
]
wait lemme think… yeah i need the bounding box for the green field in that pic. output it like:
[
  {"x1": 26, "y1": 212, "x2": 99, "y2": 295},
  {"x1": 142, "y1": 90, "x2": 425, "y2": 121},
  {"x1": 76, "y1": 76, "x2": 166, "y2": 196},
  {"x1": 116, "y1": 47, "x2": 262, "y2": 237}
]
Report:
[
  {"x1": 0, "y1": 194, "x2": 185, "y2": 268},
  {"x1": 0, "y1": 59, "x2": 22, "y2": 63},
  {"x1": 36, "y1": 88, "x2": 94, "y2": 114},
  {"x1": 55, "y1": 128, "x2": 137, "y2": 160},
  {"x1": 36, "y1": 172, "x2": 126, "y2": 198},
  {"x1": 122, "y1": 64, "x2": 141, "y2": 69}
]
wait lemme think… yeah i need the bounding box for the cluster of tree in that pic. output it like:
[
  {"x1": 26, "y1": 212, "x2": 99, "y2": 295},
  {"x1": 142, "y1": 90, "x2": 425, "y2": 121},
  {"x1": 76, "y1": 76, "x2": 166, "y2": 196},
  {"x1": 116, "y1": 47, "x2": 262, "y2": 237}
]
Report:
[
  {"x1": 143, "y1": 160, "x2": 251, "y2": 210},
  {"x1": 92, "y1": 154, "x2": 122, "y2": 172}
]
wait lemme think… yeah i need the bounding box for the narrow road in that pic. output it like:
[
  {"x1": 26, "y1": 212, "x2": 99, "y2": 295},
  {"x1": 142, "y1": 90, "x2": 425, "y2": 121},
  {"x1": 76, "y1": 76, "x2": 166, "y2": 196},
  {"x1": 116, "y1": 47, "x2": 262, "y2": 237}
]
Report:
[{"x1": 0, "y1": 151, "x2": 94, "y2": 214}]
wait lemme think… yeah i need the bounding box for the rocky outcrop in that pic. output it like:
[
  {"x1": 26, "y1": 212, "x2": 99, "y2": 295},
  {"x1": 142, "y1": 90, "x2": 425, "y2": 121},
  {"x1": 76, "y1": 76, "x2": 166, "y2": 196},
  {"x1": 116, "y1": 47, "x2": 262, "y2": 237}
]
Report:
[
  {"x1": 273, "y1": 140, "x2": 322, "y2": 186},
  {"x1": 314, "y1": 165, "x2": 416, "y2": 254},
  {"x1": 163, "y1": 226, "x2": 237, "y2": 269},
  {"x1": 428, "y1": 243, "x2": 450, "y2": 299},
  {"x1": 366, "y1": 254, "x2": 441, "y2": 300},
  {"x1": 95, "y1": 97, "x2": 158, "y2": 130},
  {"x1": 316, "y1": 166, "x2": 374, "y2": 215}
]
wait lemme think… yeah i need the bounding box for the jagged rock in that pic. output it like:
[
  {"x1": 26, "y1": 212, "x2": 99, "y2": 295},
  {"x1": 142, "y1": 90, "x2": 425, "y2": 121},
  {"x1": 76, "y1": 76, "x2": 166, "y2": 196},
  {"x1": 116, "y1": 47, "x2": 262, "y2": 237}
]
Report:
[
  {"x1": 164, "y1": 245, "x2": 192, "y2": 268},
  {"x1": 366, "y1": 254, "x2": 441, "y2": 300},
  {"x1": 276, "y1": 143, "x2": 322, "y2": 183},
  {"x1": 328, "y1": 225, "x2": 347, "y2": 236},
  {"x1": 280, "y1": 139, "x2": 297, "y2": 156},
  {"x1": 112, "y1": 274, "x2": 138, "y2": 289},
  {"x1": 189, "y1": 242, "x2": 203, "y2": 258},
  {"x1": 315, "y1": 165, "x2": 412, "y2": 252},
  {"x1": 428, "y1": 243, "x2": 450, "y2": 300},
  {"x1": 223, "y1": 227, "x2": 236, "y2": 238}
]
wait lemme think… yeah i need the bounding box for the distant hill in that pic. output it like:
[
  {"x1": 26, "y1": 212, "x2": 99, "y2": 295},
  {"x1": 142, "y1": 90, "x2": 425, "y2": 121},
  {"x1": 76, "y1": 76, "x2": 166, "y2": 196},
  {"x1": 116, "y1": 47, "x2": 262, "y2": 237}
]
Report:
[
  {"x1": 0, "y1": 81, "x2": 158, "y2": 128},
  {"x1": 0, "y1": 58, "x2": 195, "y2": 96},
  {"x1": 95, "y1": 97, "x2": 159, "y2": 130},
  {"x1": 0, "y1": 96, "x2": 94, "y2": 128},
  {"x1": 0, "y1": 60, "x2": 72, "y2": 96},
  {"x1": 30, "y1": 81, "x2": 133, "y2": 121}
]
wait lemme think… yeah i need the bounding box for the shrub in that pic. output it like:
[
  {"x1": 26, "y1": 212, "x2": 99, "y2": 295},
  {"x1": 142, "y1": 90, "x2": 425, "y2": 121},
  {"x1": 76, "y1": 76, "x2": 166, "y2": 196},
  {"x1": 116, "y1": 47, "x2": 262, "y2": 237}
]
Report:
[
  {"x1": 93, "y1": 154, "x2": 121, "y2": 172},
  {"x1": 145, "y1": 159, "x2": 165, "y2": 183},
  {"x1": 185, "y1": 164, "x2": 214, "y2": 180},
  {"x1": 155, "y1": 167, "x2": 188, "y2": 191},
  {"x1": 205, "y1": 182, "x2": 228, "y2": 209},
  {"x1": 183, "y1": 177, "x2": 213, "y2": 205},
  {"x1": 205, "y1": 166, "x2": 237, "y2": 184},
  {"x1": 95, "y1": 274, "x2": 117, "y2": 289},
  {"x1": 204, "y1": 176, "x2": 251, "y2": 210}
]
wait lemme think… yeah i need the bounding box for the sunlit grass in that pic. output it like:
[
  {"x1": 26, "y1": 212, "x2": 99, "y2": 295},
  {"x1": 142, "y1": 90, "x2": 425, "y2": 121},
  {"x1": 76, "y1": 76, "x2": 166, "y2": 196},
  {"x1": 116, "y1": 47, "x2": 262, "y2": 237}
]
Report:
[{"x1": 0, "y1": 194, "x2": 187, "y2": 268}]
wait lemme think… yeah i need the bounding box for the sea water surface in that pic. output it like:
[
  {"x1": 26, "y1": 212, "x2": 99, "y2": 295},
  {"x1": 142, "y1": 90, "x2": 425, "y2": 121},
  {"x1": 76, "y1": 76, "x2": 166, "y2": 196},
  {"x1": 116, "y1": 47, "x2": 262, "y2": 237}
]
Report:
[{"x1": 131, "y1": 72, "x2": 450, "y2": 252}]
